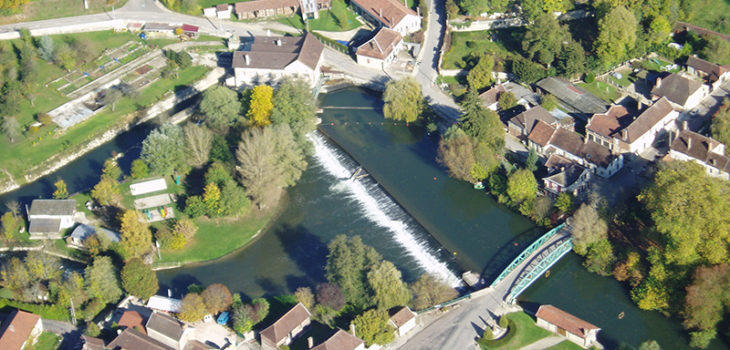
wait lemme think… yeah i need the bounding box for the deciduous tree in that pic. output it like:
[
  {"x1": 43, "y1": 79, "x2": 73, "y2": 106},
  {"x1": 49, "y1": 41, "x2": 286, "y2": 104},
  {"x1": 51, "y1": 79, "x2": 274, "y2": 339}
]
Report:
[
  {"x1": 53, "y1": 179, "x2": 69, "y2": 199},
  {"x1": 91, "y1": 176, "x2": 121, "y2": 206},
  {"x1": 522, "y1": 14, "x2": 568, "y2": 67},
  {"x1": 295, "y1": 287, "x2": 315, "y2": 310},
  {"x1": 102, "y1": 88, "x2": 123, "y2": 112},
  {"x1": 571, "y1": 203, "x2": 608, "y2": 255},
  {"x1": 701, "y1": 36, "x2": 730, "y2": 65},
  {"x1": 183, "y1": 123, "x2": 213, "y2": 168},
  {"x1": 325, "y1": 235, "x2": 383, "y2": 308},
  {"x1": 594, "y1": 6, "x2": 638, "y2": 66},
  {"x1": 203, "y1": 182, "x2": 222, "y2": 217},
  {"x1": 121, "y1": 258, "x2": 159, "y2": 299},
  {"x1": 683, "y1": 264, "x2": 730, "y2": 347},
  {"x1": 1, "y1": 257, "x2": 30, "y2": 292},
  {"x1": 711, "y1": 99, "x2": 730, "y2": 146},
  {"x1": 202, "y1": 283, "x2": 233, "y2": 314},
  {"x1": 179, "y1": 293, "x2": 208, "y2": 322},
  {"x1": 583, "y1": 239, "x2": 615, "y2": 275},
  {"x1": 352, "y1": 309, "x2": 395, "y2": 346},
  {"x1": 141, "y1": 124, "x2": 189, "y2": 176},
  {"x1": 131, "y1": 159, "x2": 149, "y2": 179},
  {"x1": 200, "y1": 86, "x2": 241, "y2": 132},
  {"x1": 247, "y1": 85, "x2": 274, "y2": 127},
  {"x1": 85, "y1": 256, "x2": 122, "y2": 304},
  {"x1": 25, "y1": 251, "x2": 62, "y2": 281},
  {"x1": 120, "y1": 210, "x2": 153, "y2": 258},
  {"x1": 383, "y1": 77, "x2": 424, "y2": 123},
  {"x1": 1, "y1": 212, "x2": 22, "y2": 242},
  {"x1": 38, "y1": 35, "x2": 55, "y2": 62},
  {"x1": 557, "y1": 40, "x2": 585, "y2": 78},
  {"x1": 437, "y1": 127, "x2": 476, "y2": 182},
  {"x1": 367, "y1": 260, "x2": 412, "y2": 310},
  {"x1": 498, "y1": 91, "x2": 517, "y2": 110},
  {"x1": 271, "y1": 77, "x2": 317, "y2": 145},
  {"x1": 467, "y1": 54, "x2": 495, "y2": 91},
  {"x1": 316, "y1": 283, "x2": 345, "y2": 311},
  {"x1": 506, "y1": 168, "x2": 538, "y2": 206},
  {"x1": 173, "y1": 218, "x2": 198, "y2": 238},
  {"x1": 411, "y1": 274, "x2": 458, "y2": 310},
  {"x1": 1, "y1": 117, "x2": 21, "y2": 143}
]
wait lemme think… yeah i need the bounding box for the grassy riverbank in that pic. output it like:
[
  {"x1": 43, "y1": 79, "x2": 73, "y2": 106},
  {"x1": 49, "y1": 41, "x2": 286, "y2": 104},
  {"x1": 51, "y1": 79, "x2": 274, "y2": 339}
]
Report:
[{"x1": 478, "y1": 312, "x2": 552, "y2": 350}]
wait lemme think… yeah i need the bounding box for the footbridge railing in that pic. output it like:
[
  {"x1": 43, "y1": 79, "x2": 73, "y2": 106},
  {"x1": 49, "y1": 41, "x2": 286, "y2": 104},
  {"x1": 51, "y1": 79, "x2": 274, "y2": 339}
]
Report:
[
  {"x1": 506, "y1": 237, "x2": 573, "y2": 303},
  {"x1": 490, "y1": 223, "x2": 566, "y2": 288}
]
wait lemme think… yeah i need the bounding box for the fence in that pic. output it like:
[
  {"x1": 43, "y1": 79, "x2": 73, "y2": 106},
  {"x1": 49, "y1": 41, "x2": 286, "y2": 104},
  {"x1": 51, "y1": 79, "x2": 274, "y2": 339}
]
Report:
[{"x1": 311, "y1": 31, "x2": 349, "y2": 54}]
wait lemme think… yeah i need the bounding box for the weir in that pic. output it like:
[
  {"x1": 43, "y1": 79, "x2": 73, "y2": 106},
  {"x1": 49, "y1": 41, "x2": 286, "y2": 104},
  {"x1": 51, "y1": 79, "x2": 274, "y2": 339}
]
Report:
[{"x1": 309, "y1": 132, "x2": 462, "y2": 287}]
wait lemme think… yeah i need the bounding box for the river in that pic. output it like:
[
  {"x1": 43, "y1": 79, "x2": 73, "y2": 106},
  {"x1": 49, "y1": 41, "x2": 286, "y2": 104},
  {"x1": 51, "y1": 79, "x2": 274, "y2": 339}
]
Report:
[{"x1": 1, "y1": 87, "x2": 725, "y2": 349}]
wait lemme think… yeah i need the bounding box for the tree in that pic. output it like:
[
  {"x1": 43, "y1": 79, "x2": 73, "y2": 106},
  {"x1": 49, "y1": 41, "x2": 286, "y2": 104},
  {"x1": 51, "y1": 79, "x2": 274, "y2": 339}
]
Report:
[
  {"x1": 174, "y1": 51, "x2": 192, "y2": 68},
  {"x1": 512, "y1": 57, "x2": 546, "y2": 84},
  {"x1": 557, "y1": 40, "x2": 585, "y2": 78},
  {"x1": 1, "y1": 212, "x2": 22, "y2": 242},
  {"x1": 141, "y1": 124, "x2": 188, "y2": 176},
  {"x1": 325, "y1": 235, "x2": 383, "y2": 308},
  {"x1": 55, "y1": 43, "x2": 77, "y2": 71},
  {"x1": 316, "y1": 283, "x2": 345, "y2": 311},
  {"x1": 541, "y1": 94, "x2": 559, "y2": 111},
  {"x1": 1, "y1": 257, "x2": 30, "y2": 292},
  {"x1": 202, "y1": 283, "x2": 233, "y2": 314},
  {"x1": 367, "y1": 260, "x2": 411, "y2": 310},
  {"x1": 526, "y1": 147, "x2": 539, "y2": 172},
  {"x1": 199, "y1": 86, "x2": 241, "y2": 132},
  {"x1": 247, "y1": 85, "x2": 275, "y2": 127},
  {"x1": 120, "y1": 210, "x2": 153, "y2": 258},
  {"x1": 1, "y1": 117, "x2": 21, "y2": 143},
  {"x1": 203, "y1": 182, "x2": 222, "y2": 217},
  {"x1": 638, "y1": 340, "x2": 661, "y2": 350},
  {"x1": 711, "y1": 99, "x2": 730, "y2": 146},
  {"x1": 183, "y1": 123, "x2": 213, "y2": 168},
  {"x1": 232, "y1": 298, "x2": 269, "y2": 333},
  {"x1": 25, "y1": 251, "x2": 62, "y2": 281},
  {"x1": 271, "y1": 78, "x2": 317, "y2": 145},
  {"x1": 467, "y1": 55, "x2": 495, "y2": 91},
  {"x1": 594, "y1": 6, "x2": 638, "y2": 66},
  {"x1": 383, "y1": 77, "x2": 424, "y2": 123},
  {"x1": 506, "y1": 168, "x2": 538, "y2": 206},
  {"x1": 179, "y1": 293, "x2": 208, "y2": 322},
  {"x1": 437, "y1": 128, "x2": 476, "y2": 182},
  {"x1": 38, "y1": 35, "x2": 55, "y2": 61},
  {"x1": 121, "y1": 258, "x2": 159, "y2": 299},
  {"x1": 102, "y1": 88, "x2": 123, "y2": 112},
  {"x1": 459, "y1": 0, "x2": 487, "y2": 15},
  {"x1": 236, "y1": 124, "x2": 306, "y2": 209},
  {"x1": 498, "y1": 91, "x2": 517, "y2": 110},
  {"x1": 555, "y1": 192, "x2": 574, "y2": 213},
  {"x1": 583, "y1": 239, "x2": 615, "y2": 275},
  {"x1": 131, "y1": 159, "x2": 149, "y2": 179},
  {"x1": 690, "y1": 329, "x2": 717, "y2": 349},
  {"x1": 220, "y1": 181, "x2": 251, "y2": 217},
  {"x1": 571, "y1": 203, "x2": 608, "y2": 255},
  {"x1": 522, "y1": 14, "x2": 568, "y2": 67},
  {"x1": 701, "y1": 36, "x2": 730, "y2": 65},
  {"x1": 352, "y1": 309, "x2": 396, "y2": 346},
  {"x1": 638, "y1": 161, "x2": 730, "y2": 265},
  {"x1": 295, "y1": 287, "x2": 315, "y2": 310},
  {"x1": 411, "y1": 274, "x2": 458, "y2": 310},
  {"x1": 185, "y1": 196, "x2": 207, "y2": 218},
  {"x1": 459, "y1": 95, "x2": 505, "y2": 151},
  {"x1": 445, "y1": 0, "x2": 459, "y2": 18},
  {"x1": 53, "y1": 179, "x2": 69, "y2": 199},
  {"x1": 173, "y1": 218, "x2": 198, "y2": 238},
  {"x1": 648, "y1": 16, "x2": 672, "y2": 45},
  {"x1": 91, "y1": 176, "x2": 121, "y2": 206},
  {"x1": 102, "y1": 158, "x2": 122, "y2": 182},
  {"x1": 85, "y1": 256, "x2": 122, "y2": 304},
  {"x1": 1, "y1": 83, "x2": 24, "y2": 117}
]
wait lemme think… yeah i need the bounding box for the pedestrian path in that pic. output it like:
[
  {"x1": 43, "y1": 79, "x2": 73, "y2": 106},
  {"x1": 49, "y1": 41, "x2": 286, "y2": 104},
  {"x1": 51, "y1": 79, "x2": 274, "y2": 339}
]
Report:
[{"x1": 518, "y1": 336, "x2": 565, "y2": 350}]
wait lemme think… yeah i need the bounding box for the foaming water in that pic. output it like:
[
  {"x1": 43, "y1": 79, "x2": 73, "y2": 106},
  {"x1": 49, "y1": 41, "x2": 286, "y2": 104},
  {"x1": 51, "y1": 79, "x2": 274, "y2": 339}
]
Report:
[{"x1": 309, "y1": 132, "x2": 462, "y2": 287}]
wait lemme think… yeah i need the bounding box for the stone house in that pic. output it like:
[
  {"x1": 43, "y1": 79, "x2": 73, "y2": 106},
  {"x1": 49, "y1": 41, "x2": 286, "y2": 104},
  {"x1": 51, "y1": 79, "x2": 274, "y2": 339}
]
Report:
[
  {"x1": 0, "y1": 309, "x2": 43, "y2": 350},
  {"x1": 508, "y1": 106, "x2": 559, "y2": 138},
  {"x1": 28, "y1": 199, "x2": 76, "y2": 239},
  {"x1": 351, "y1": 0, "x2": 421, "y2": 35},
  {"x1": 356, "y1": 27, "x2": 403, "y2": 69},
  {"x1": 542, "y1": 161, "x2": 592, "y2": 197},
  {"x1": 389, "y1": 306, "x2": 417, "y2": 337},
  {"x1": 232, "y1": 33, "x2": 324, "y2": 87},
  {"x1": 146, "y1": 312, "x2": 185, "y2": 350},
  {"x1": 216, "y1": 3, "x2": 233, "y2": 19},
  {"x1": 668, "y1": 129, "x2": 730, "y2": 180},
  {"x1": 686, "y1": 55, "x2": 730, "y2": 91},
  {"x1": 311, "y1": 329, "x2": 365, "y2": 350},
  {"x1": 535, "y1": 305, "x2": 601, "y2": 349},
  {"x1": 235, "y1": 0, "x2": 331, "y2": 20},
  {"x1": 537, "y1": 128, "x2": 624, "y2": 178},
  {"x1": 260, "y1": 303, "x2": 311, "y2": 349},
  {"x1": 651, "y1": 73, "x2": 708, "y2": 111},
  {"x1": 108, "y1": 328, "x2": 175, "y2": 350}
]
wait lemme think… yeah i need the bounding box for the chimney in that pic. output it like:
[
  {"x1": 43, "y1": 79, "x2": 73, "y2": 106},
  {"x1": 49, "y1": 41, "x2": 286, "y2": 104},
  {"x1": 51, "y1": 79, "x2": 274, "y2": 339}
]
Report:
[
  {"x1": 637, "y1": 99, "x2": 642, "y2": 111},
  {"x1": 379, "y1": 8, "x2": 383, "y2": 19},
  {"x1": 687, "y1": 136, "x2": 692, "y2": 149},
  {"x1": 275, "y1": 39, "x2": 282, "y2": 46},
  {"x1": 403, "y1": 0, "x2": 407, "y2": 8},
  {"x1": 655, "y1": 77, "x2": 662, "y2": 88},
  {"x1": 621, "y1": 129, "x2": 627, "y2": 140},
  {"x1": 682, "y1": 120, "x2": 688, "y2": 131},
  {"x1": 244, "y1": 54, "x2": 250, "y2": 65},
  {"x1": 307, "y1": 337, "x2": 314, "y2": 349},
  {"x1": 350, "y1": 323, "x2": 357, "y2": 337}
]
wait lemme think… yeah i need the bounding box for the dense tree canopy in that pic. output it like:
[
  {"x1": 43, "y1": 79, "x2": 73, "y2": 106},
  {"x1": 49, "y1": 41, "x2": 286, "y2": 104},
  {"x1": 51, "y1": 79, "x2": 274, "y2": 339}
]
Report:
[
  {"x1": 571, "y1": 203, "x2": 609, "y2": 255},
  {"x1": 352, "y1": 309, "x2": 396, "y2": 346},
  {"x1": 383, "y1": 77, "x2": 424, "y2": 123},
  {"x1": 411, "y1": 274, "x2": 458, "y2": 310},
  {"x1": 523, "y1": 14, "x2": 569, "y2": 67},
  {"x1": 595, "y1": 6, "x2": 638, "y2": 66},
  {"x1": 183, "y1": 123, "x2": 213, "y2": 168},
  {"x1": 325, "y1": 235, "x2": 383, "y2": 308},
  {"x1": 466, "y1": 54, "x2": 495, "y2": 91},
  {"x1": 121, "y1": 258, "x2": 159, "y2": 299},
  {"x1": 711, "y1": 99, "x2": 730, "y2": 147},
  {"x1": 85, "y1": 256, "x2": 122, "y2": 304},
  {"x1": 271, "y1": 77, "x2": 317, "y2": 145},
  {"x1": 141, "y1": 124, "x2": 189, "y2": 176},
  {"x1": 367, "y1": 260, "x2": 412, "y2": 310},
  {"x1": 120, "y1": 210, "x2": 153, "y2": 258},
  {"x1": 200, "y1": 85, "x2": 241, "y2": 132},
  {"x1": 179, "y1": 293, "x2": 207, "y2": 322},
  {"x1": 202, "y1": 283, "x2": 233, "y2": 314},
  {"x1": 247, "y1": 85, "x2": 275, "y2": 127}
]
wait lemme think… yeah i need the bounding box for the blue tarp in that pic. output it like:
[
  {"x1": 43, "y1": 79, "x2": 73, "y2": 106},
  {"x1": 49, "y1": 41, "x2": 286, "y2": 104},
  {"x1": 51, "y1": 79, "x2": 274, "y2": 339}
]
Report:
[
  {"x1": 217, "y1": 312, "x2": 230, "y2": 325},
  {"x1": 336, "y1": 40, "x2": 349, "y2": 47}
]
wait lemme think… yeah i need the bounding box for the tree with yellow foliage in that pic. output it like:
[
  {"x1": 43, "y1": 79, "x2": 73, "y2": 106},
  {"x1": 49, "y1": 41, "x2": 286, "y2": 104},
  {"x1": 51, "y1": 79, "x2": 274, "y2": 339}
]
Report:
[{"x1": 247, "y1": 85, "x2": 274, "y2": 127}]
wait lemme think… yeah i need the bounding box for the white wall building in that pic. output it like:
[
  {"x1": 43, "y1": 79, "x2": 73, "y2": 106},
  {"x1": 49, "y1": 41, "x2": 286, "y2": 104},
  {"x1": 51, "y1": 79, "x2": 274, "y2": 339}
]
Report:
[
  {"x1": 28, "y1": 199, "x2": 76, "y2": 239},
  {"x1": 356, "y1": 27, "x2": 403, "y2": 69},
  {"x1": 651, "y1": 73, "x2": 709, "y2": 111},
  {"x1": 216, "y1": 4, "x2": 233, "y2": 19},
  {"x1": 669, "y1": 129, "x2": 730, "y2": 180},
  {"x1": 351, "y1": 0, "x2": 421, "y2": 35},
  {"x1": 536, "y1": 305, "x2": 601, "y2": 349}
]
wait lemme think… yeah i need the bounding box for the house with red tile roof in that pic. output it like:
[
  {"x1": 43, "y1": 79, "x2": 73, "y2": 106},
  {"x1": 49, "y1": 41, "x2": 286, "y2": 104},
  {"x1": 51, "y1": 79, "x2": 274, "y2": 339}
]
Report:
[
  {"x1": 389, "y1": 306, "x2": 417, "y2": 337},
  {"x1": 260, "y1": 303, "x2": 311, "y2": 349},
  {"x1": 686, "y1": 55, "x2": 730, "y2": 90},
  {"x1": 351, "y1": 0, "x2": 421, "y2": 35},
  {"x1": 0, "y1": 309, "x2": 43, "y2": 350},
  {"x1": 311, "y1": 329, "x2": 365, "y2": 350},
  {"x1": 651, "y1": 73, "x2": 709, "y2": 111},
  {"x1": 668, "y1": 129, "x2": 730, "y2": 180},
  {"x1": 535, "y1": 305, "x2": 601, "y2": 348},
  {"x1": 356, "y1": 28, "x2": 403, "y2": 69},
  {"x1": 118, "y1": 310, "x2": 146, "y2": 334}
]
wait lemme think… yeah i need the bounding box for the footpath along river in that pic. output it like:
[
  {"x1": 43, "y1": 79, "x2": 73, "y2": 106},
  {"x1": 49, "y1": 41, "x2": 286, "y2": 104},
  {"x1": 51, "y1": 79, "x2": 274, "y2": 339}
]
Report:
[{"x1": 1, "y1": 87, "x2": 724, "y2": 349}]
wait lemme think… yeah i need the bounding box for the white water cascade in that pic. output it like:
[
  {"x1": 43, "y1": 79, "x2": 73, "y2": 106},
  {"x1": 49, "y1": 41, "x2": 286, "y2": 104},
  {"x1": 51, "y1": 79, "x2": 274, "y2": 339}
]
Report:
[{"x1": 309, "y1": 132, "x2": 462, "y2": 287}]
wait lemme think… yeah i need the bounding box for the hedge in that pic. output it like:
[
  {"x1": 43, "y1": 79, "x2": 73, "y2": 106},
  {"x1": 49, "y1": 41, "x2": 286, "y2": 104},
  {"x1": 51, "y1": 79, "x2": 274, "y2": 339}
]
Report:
[
  {"x1": 0, "y1": 298, "x2": 70, "y2": 321},
  {"x1": 477, "y1": 318, "x2": 515, "y2": 349}
]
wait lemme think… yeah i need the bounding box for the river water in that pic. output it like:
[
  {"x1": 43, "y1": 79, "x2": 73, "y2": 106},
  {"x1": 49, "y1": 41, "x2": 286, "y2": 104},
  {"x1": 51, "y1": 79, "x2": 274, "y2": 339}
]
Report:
[{"x1": 2, "y1": 87, "x2": 725, "y2": 349}]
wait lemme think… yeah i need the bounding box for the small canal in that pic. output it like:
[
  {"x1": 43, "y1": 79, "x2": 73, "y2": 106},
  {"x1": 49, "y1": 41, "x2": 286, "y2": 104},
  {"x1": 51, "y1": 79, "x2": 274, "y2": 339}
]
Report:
[{"x1": 0, "y1": 87, "x2": 724, "y2": 349}]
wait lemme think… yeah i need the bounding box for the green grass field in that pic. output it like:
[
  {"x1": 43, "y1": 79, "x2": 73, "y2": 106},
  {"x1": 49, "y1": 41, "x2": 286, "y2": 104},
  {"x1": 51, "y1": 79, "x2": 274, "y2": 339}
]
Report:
[
  {"x1": 278, "y1": 0, "x2": 362, "y2": 32},
  {"x1": 28, "y1": 332, "x2": 62, "y2": 350},
  {"x1": 545, "y1": 340, "x2": 584, "y2": 350},
  {"x1": 683, "y1": 0, "x2": 730, "y2": 35},
  {"x1": 442, "y1": 30, "x2": 516, "y2": 70},
  {"x1": 578, "y1": 80, "x2": 621, "y2": 103},
  {"x1": 480, "y1": 312, "x2": 553, "y2": 349},
  {"x1": 0, "y1": 0, "x2": 128, "y2": 25}
]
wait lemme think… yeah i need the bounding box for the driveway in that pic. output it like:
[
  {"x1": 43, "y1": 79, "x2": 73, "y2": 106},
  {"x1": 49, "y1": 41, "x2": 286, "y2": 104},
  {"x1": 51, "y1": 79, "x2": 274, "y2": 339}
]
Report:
[
  {"x1": 682, "y1": 80, "x2": 730, "y2": 133},
  {"x1": 42, "y1": 319, "x2": 81, "y2": 350}
]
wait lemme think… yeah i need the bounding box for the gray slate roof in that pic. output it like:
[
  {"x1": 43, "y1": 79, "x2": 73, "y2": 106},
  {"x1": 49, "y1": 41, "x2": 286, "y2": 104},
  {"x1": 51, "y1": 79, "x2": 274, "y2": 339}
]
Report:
[
  {"x1": 536, "y1": 77, "x2": 608, "y2": 115},
  {"x1": 651, "y1": 73, "x2": 703, "y2": 106},
  {"x1": 108, "y1": 328, "x2": 174, "y2": 350},
  {"x1": 29, "y1": 199, "x2": 76, "y2": 216},
  {"x1": 69, "y1": 224, "x2": 121, "y2": 243},
  {"x1": 232, "y1": 33, "x2": 324, "y2": 70},
  {"x1": 28, "y1": 218, "x2": 62, "y2": 234},
  {"x1": 146, "y1": 312, "x2": 184, "y2": 342}
]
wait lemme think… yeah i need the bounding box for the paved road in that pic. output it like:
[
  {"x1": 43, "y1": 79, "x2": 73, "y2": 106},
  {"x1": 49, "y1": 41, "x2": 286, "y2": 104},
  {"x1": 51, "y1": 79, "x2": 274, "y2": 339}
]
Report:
[
  {"x1": 683, "y1": 80, "x2": 730, "y2": 132},
  {"x1": 42, "y1": 319, "x2": 81, "y2": 350}
]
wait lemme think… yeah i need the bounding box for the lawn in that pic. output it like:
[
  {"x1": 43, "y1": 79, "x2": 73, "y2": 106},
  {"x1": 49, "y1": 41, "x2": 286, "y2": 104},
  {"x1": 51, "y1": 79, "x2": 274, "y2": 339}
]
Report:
[
  {"x1": 683, "y1": 0, "x2": 730, "y2": 35},
  {"x1": 442, "y1": 29, "x2": 520, "y2": 70},
  {"x1": 577, "y1": 80, "x2": 621, "y2": 103},
  {"x1": 277, "y1": 0, "x2": 362, "y2": 32},
  {"x1": 0, "y1": 64, "x2": 210, "y2": 184},
  {"x1": 155, "y1": 210, "x2": 276, "y2": 265},
  {"x1": 0, "y1": 0, "x2": 128, "y2": 25},
  {"x1": 545, "y1": 340, "x2": 584, "y2": 350},
  {"x1": 28, "y1": 332, "x2": 61, "y2": 350},
  {"x1": 478, "y1": 312, "x2": 553, "y2": 349}
]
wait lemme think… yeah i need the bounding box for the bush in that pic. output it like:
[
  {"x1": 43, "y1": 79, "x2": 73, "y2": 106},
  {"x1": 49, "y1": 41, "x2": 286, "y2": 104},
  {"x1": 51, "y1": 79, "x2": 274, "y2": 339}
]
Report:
[
  {"x1": 585, "y1": 72, "x2": 596, "y2": 83},
  {"x1": 477, "y1": 318, "x2": 514, "y2": 348},
  {"x1": 0, "y1": 299, "x2": 70, "y2": 321},
  {"x1": 499, "y1": 316, "x2": 509, "y2": 328},
  {"x1": 85, "y1": 322, "x2": 101, "y2": 337},
  {"x1": 37, "y1": 113, "x2": 53, "y2": 126},
  {"x1": 81, "y1": 299, "x2": 105, "y2": 321}
]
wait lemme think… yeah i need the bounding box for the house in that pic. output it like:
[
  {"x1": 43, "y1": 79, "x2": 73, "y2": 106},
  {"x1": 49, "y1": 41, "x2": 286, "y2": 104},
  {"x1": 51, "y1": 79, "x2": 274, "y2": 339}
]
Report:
[
  {"x1": 651, "y1": 73, "x2": 708, "y2": 111},
  {"x1": 535, "y1": 305, "x2": 601, "y2": 348},
  {"x1": 351, "y1": 0, "x2": 421, "y2": 35},
  {"x1": 127, "y1": 22, "x2": 144, "y2": 32},
  {"x1": 508, "y1": 106, "x2": 558, "y2": 138},
  {"x1": 203, "y1": 7, "x2": 217, "y2": 17},
  {"x1": 311, "y1": 329, "x2": 365, "y2": 350},
  {"x1": 535, "y1": 77, "x2": 608, "y2": 118},
  {"x1": 234, "y1": 0, "x2": 332, "y2": 20},
  {"x1": 589, "y1": 98, "x2": 679, "y2": 155},
  {"x1": 181, "y1": 24, "x2": 200, "y2": 39},
  {"x1": 542, "y1": 162, "x2": 592, "y2": 197},
  {"x1": 543, "y1": 128, "x2": 624, "y2": 178},
  {"x1": 0, "y1": 309, "x2": 43, "y2": 350},
  {"x1": 146, "y1": 312, "x2": 185, "y2": 350},
  {"x1": 184, "y1": 340, "x2": 215, "y2": 350},
  {"x1": 527, "y1": 120, "x2": 557, "y2": 154},
  {"x1": 67, "y1": 224, "x2": 121, "y2": 247},
  {"x1": 28, "y1": 199, "x2": 76, "y2": 239},
  {"x1": 119, "y1": 310, "x2": 146, "y2": 334},
  {"x1": 147, "y1": 295, "x2": 183, "y2": 314},
  {"x1": 356, "y1": 27, "x2": 403, "y2": 68},
  {"x1": 81, "y1": 335, "x2": 106, "y2": 350},
  {"x1": 216, "y1": 3, "x2": 233, "y2": 19},
  {"x1": 260, "y1": 303, "x2": 311, "y2": 349},
  {"x1": 143, "y1": 23, "x2": 178, "y2": 37},
  {"x1": 686, "y1": 55, "x2": 730, "y2": 90},
  {"x1": 389, "y1": 306, "x2": 417, "y2": 337},
  {"x1": 108, "y1": 328, "x2": 175, "y2": 350},
  {"x1": 232, "y1": 33, "x2": 324, "y2": 87},
  {"x1": 669, "y1": 130, "x2": 730, "y2": 180},
  {"x1": 480, "y1": 82, "x2": 540, "y2": 111}
]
